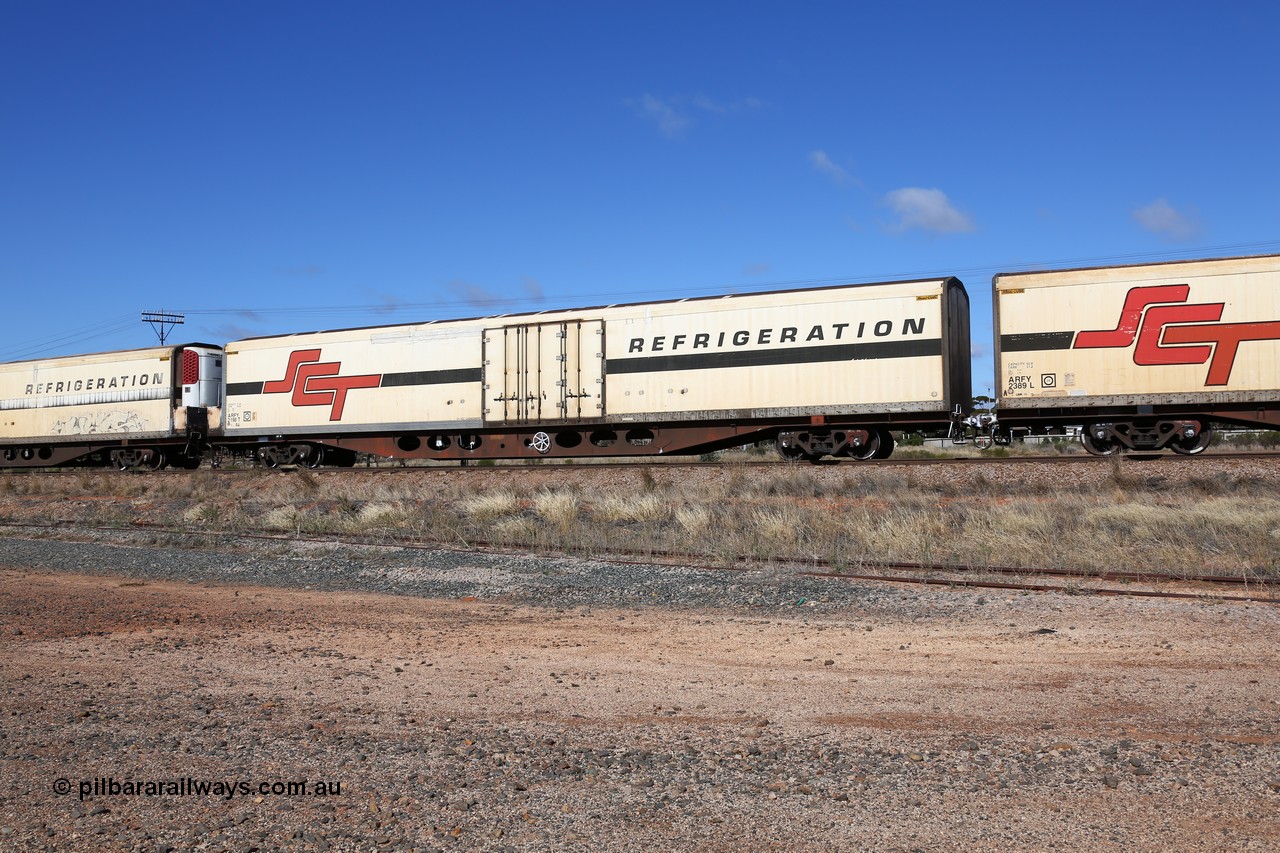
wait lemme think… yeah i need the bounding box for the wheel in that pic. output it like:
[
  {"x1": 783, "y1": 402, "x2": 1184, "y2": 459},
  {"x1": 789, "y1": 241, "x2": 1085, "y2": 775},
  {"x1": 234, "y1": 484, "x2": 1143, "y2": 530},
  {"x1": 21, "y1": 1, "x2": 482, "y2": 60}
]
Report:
[
  {"x1": 872, "y1": 429, "x2": 895, "y2": 459},
  {"x1": 146, "y1": 449, "x2": 168, "y2": 469},
  {"x1": 301, "y1": 446, "x2": 325, "y2": 468},
  {"x1": 259, "y1": 448, "x2": 282, "y2": 469},
  {"x1": 1080, "y1": 426, "x2": 1120, "y2": 457},
  {"x1": 776, "y1": 441, "x2": 807, "y2": 462},
  {"x1": 530, "y1": 431, "x2": 552, "y2": 454},
  {"x1": 1169, "y1": 426, "x2": 1213, "y2": 455},
  {"x1": 848, "y1": 431, "x2": 881, "y2": 461}
]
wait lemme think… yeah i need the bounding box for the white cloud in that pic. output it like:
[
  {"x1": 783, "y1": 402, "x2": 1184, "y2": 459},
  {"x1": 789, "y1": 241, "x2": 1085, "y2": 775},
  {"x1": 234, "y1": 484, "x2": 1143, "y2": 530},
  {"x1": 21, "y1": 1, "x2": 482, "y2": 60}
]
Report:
[
  {"x1": 635, "y1": 94, "x2": 690, "y2": 139},
  {"x1": 1132, "y1": 198, "x2": 1200, "y2": 241},
  {"x1": 809, "y1": 150, "x2": 855, "y2": 185},
  {"x1": 883, "y1": 187, "x2": 975, "y2": 234},
  {"x1": 632, "y1": 93, "x2": 761, "y2": 138}
]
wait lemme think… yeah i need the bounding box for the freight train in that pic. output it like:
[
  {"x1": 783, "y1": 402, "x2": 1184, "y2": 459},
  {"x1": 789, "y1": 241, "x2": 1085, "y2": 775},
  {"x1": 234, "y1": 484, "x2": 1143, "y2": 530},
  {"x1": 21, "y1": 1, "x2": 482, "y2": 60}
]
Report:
[{"x1": 2, "y1": 254, "x2": 1278, "y2": 469}]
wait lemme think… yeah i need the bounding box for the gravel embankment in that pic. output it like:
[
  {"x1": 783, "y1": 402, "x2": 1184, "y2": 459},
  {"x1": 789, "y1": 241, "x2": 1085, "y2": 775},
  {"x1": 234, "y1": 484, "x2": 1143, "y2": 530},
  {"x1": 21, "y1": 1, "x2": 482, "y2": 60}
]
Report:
[
  {"x1": 1, "y1": 531, "x2": 1278, "y2": 851},
  {"x1": 0, "y1": 533, "x2": 902, "y2": 612}
]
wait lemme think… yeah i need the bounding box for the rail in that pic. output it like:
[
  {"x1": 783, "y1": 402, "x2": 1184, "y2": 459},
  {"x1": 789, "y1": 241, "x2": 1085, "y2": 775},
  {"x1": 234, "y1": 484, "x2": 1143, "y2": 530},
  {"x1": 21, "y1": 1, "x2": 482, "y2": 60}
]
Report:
[{"x1": 1, "y1": 520, "x2": 1274, "y2": 605}]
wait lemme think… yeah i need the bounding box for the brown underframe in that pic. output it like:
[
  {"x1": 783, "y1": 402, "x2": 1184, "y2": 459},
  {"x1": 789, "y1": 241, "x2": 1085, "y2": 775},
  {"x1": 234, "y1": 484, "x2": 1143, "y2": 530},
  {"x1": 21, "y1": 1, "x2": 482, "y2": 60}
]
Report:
[{"x1": 237, "y1": 414, "x2": 948, "y2": 462}]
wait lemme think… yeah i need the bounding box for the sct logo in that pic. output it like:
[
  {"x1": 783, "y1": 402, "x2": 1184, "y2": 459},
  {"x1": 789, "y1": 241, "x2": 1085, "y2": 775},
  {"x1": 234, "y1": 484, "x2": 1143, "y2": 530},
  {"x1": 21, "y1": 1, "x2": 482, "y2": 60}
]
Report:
[
  {"x1": 1074, "y1": 284, "x2": 1280, "y2": 386},
  {"x1": 262, "y1": 349, "x2": 381, "y2": 421}
]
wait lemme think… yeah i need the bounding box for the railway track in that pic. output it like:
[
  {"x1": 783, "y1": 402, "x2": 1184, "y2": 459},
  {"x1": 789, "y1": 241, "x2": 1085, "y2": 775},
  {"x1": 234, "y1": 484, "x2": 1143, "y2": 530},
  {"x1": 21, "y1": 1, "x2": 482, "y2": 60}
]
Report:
[
  {"x1": 3, "y1": 520, "x2": 1275, "y2": 605},
  {"x1": 3, "y1": 449, "x2": 1278, "y2": 475}
]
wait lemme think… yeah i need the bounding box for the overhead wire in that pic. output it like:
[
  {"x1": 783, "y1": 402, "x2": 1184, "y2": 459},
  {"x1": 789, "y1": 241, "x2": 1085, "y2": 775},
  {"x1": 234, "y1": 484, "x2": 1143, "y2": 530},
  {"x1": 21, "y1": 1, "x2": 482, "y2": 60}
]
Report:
[
  {"x1": 0, "y1": 314, "x2": 141, "y2": 362},
  {"x1": 5, "y1": 239, "x2": 1279, "y2": 359},
  {"x1": 179, "y1": 239, "x2": 1280, "y2": 320}
]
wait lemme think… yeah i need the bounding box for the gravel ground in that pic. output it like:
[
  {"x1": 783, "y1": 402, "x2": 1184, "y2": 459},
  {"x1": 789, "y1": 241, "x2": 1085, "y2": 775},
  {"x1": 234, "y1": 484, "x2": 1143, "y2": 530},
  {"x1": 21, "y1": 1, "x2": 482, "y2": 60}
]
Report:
[{"x1": 1, "y1": 531, "x2": 1278, "y2": 851}]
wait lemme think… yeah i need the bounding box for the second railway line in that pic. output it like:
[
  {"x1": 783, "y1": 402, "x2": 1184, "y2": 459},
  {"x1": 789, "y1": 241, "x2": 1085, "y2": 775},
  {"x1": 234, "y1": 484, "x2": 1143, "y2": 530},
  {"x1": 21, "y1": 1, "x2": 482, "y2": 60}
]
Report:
[{"x1": 2, "y1": 454, "x2": 1277, "y2": 599}]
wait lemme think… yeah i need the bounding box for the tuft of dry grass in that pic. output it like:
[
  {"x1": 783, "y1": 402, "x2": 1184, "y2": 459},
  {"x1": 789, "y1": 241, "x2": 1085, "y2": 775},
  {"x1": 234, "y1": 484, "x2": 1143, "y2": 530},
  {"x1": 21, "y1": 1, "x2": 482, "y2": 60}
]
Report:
[
  {"x1": 355, "y1": 502, "x2": 408, "y2": 529},
  {"x1": 751, "y1": 507, "x2": 801, "y2": 548},
  {"x1": 492, "y1": 516, "x2": 537, "y2": 543},
  {"x1": 263, "y1": 506, "x2": 303, "y2": 534},
  {"x1": 593, "y1": 493, "x2": 668, "y2": 524},
  {"x1": 533, "y1": 490, "x2": 580, "y2": 531},
  {"x1": 675, "y1": 505, "x2": 713, "y2": 538},
  {"x1": 461, "y1": 490, "x2": 520, "y2": 521}
]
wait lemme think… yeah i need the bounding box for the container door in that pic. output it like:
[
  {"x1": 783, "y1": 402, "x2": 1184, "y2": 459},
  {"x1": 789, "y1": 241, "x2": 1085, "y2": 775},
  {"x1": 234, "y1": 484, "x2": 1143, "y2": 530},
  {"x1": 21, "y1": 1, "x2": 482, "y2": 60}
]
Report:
[{"x1": 483, "y1": 320, "x2": 604, "y2": 424}]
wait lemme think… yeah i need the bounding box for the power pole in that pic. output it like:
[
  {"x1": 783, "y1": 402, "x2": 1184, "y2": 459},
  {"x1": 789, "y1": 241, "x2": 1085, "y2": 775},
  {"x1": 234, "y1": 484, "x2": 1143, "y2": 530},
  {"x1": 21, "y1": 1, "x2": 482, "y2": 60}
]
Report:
[{"x1": 141, "y1": 310, "x2": 185, "y2": 345}]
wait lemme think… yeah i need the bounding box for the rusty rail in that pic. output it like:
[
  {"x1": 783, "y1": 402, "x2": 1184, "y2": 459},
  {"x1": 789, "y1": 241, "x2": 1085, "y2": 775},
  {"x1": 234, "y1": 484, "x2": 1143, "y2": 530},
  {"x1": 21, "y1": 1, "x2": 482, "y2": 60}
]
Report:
[{"x1": 1, "y1": 520, "x2": 1274, "y2": 605}]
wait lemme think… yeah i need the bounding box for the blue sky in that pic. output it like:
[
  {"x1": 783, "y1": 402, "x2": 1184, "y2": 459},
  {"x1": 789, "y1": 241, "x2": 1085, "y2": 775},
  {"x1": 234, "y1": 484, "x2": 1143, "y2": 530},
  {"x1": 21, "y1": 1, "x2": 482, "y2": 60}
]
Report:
[{"x1": 3, "y1": 1, "x2": 1278, "y2": 395}]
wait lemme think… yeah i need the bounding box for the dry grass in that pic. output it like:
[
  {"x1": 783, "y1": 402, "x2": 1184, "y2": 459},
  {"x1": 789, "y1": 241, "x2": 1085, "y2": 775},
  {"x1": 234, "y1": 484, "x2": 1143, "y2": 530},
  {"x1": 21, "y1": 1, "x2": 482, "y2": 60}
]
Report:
[
  {"x1": 4, "y1": 460, "x2": 1280, "y2": 580},
  {"x1": 593, "y1": 494, "x2": 668, "y2": 524},
  {"x1": 532, "y1": 490, "x2": 580, "y2": 532},
  {"x1": 674, "y1": 505, "x2": 713, "y2": 538},
  {"x1": 461, "y1": 490, "x2": 520, "y2": 520}
]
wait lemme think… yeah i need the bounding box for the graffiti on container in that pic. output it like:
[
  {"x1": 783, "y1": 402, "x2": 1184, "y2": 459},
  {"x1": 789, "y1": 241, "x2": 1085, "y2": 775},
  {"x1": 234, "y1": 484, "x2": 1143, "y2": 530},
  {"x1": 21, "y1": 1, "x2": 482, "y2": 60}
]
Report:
[{"x1": 50, "y1": 410, "x2": 147, "y2": 436}]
